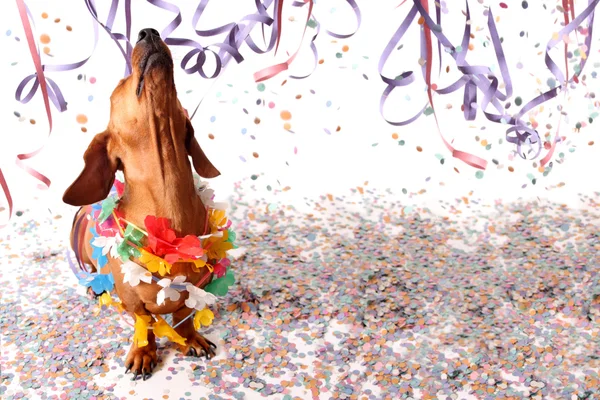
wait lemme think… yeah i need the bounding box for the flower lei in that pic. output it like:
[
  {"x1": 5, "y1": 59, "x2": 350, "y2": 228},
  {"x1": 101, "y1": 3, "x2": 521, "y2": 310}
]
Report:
[{"x1": 80, "y1": 173, "x2": 236, "y2": 347}]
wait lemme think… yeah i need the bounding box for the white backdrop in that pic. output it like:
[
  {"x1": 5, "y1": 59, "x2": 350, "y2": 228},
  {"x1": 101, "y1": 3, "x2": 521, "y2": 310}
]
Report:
[{"x1": 1, "y1": 0, "x2": 599, "y2": 222}]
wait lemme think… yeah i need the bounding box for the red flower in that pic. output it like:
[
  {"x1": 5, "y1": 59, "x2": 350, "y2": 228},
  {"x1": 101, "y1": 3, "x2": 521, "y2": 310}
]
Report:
[
  {"x1": 114, "y1": 179, "x2": 125, "y2": 197},
  {"x1": 212, "y1": 258, "x2": 230, "y2": 278},
  {"x1": 144, "y1": 216, "x2": 204, "y2": 264}
]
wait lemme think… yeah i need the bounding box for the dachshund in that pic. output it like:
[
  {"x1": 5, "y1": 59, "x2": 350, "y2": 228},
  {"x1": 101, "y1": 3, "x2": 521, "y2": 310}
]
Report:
[{"x1": 63, "y1": 28, "x2": 224, "y2": 381}]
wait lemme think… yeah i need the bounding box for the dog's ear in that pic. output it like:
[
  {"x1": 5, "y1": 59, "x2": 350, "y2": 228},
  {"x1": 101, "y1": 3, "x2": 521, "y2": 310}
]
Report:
[
  {"x1": 185, "y1": 118, "x2": 220, "y2": 178},
  {"x1": 63, "y1": 131, "x2": 118, "y2": 206}
]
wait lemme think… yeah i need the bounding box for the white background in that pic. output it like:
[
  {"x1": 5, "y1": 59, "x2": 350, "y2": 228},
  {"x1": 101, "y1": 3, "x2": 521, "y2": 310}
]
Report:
[{"x1": 1, "y1": 0, "x2": 599, "y2": 221}]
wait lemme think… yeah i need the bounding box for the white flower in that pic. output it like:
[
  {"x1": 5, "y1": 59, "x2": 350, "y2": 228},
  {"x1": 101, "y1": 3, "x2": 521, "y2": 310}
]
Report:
[
  {"x1": 156, "y1": 276, "x2": 187, "y2": 305},
  {"x1": 121, "y1": 261, "x2": 152, "y2": 287},
  {"x1": 92, "y1": 236, "x2": 117, "y2": 256},
  {"x1": 212, "y1": 202, "x2": 228, "y2": 211},
  {"x1": 184, "y1": 283, "x2": 217, "y2": 310},
  {"x1": 109, "y1": 236, "x2": 123, "y2": 259},
  {"x1": 199, "y1": 187, "x2": 215, "y2": 208}
]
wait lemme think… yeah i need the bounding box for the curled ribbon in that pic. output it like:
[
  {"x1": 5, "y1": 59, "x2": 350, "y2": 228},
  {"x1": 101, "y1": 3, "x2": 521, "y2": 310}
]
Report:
[{"x1": 380, "y1": 0, "x2": 598, "y2": 170}]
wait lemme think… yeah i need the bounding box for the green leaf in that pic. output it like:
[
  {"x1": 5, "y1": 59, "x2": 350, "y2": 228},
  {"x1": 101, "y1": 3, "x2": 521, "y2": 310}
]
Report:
[
  {"x1": 117, "y1": 240, "x2": 141, "y2": 261},
  {"x1": 205, "y1": 270, "x2": 235, "y2": 296},
  {"x1": 124, "y1": 224, "x2": 144, "y2": 247},
  {"x1": 98, "y1": 197, "x2": 117, "y2": 223}
]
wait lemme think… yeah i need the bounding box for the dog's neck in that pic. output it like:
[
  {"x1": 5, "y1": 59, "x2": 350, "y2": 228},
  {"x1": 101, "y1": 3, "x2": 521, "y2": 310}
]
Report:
[{"x1": 117, "y1": 97, "x2": 206, "y2": 236}]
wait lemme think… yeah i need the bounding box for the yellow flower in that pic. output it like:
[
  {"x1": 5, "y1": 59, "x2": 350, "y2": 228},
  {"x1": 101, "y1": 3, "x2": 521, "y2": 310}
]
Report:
[
  {"x1": 133, "y1": 314, "x2": 151, "y2": 348},
  {"x1": 192, "y1": 258, "x2": 207, "y2": 271},
  {"x1": 209, "y1": 209, "x2": 228, "y2": 232},
  {"x1": 139, "y1": 249, "x2": 172, "y2": 276},
  {"x1": 153, "y1": 316, "x2": 187, "y2": 346},
  {"x1": 99, "y1": 292, "x2": 112, "y2": 307},
  {"x1": 204, "y1": 230, "x2": 234, "y2": 260},
  {"x1": 193, "y1": 308, "x2": 214, "y2": 330}
]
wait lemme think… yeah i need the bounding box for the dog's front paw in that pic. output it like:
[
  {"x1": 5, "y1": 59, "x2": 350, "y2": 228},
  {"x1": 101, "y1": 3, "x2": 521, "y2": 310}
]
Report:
[
  {"x1": 125, "y1": 341, "x2": 158, "y2": 381},
  {"x1": 181, "y1": 332, "x2": 217, "y2": 359}
]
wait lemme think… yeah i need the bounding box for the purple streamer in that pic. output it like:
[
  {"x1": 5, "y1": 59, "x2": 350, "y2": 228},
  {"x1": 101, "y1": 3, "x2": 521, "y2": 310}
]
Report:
[{"x1": 379, "y1": 0, "x2": 599, "y2": 161}]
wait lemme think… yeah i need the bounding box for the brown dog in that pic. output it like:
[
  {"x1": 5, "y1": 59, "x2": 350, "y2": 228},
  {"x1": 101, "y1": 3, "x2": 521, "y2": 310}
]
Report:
[{"x1": 63, "y1": 28, "x2": 223, "y2": 380}]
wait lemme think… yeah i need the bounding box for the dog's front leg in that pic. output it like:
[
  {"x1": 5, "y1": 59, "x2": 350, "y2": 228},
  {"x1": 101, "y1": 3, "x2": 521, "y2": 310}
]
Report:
[
  {"x1": 124, "y1": 310, "x2": 158, "y2": 381},
  {"x1": 173, "y1": 308, "x2": 217, "y2": 359}
]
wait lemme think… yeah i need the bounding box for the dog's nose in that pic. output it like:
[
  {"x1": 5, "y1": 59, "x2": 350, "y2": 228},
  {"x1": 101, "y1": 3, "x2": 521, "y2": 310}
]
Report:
[{"x1": 137, "y1": 28, "x2": 160, "y2": 43}]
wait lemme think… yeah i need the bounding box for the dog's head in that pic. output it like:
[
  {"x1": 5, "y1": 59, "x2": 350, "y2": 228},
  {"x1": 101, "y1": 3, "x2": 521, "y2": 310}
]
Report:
[{"x1": 63, "y1": 28, "x2": 219, "y2": 206}]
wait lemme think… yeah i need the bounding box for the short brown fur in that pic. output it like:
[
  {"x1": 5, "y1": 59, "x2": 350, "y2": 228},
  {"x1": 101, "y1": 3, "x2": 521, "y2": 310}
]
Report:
[{"x1": 64, "y1": 30, "x2": 221, "y2": 380}]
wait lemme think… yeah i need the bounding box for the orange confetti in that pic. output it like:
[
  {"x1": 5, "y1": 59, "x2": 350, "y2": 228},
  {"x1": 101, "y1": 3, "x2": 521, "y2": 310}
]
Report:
[
  {"x1": 392, "y1": 133, "x2": 399, "y2": 139},
  {"x1": 508, "y1": 166, "x2": 514, "y2": 172},
  {"x1": 54, "y1": 18, "x2": 61, "y2": 23},
  {"x1": 41, "y1": 12, "x2": 48, "y2": 19},
  {"x1": 81, "y1": 127, "x2": 87, "y2": 133},
  {"x1": 589, "y1": 141, "x2": 594, "y2": 146},
  {"x1": 416, "y1": 146, "x2": 423, "y2": 152},
  {"x1": 254, "y1": 117, "x2": 261, "y2": 124},
  {"x1": 40, "y1": 34, "x2": 51, "y2": 44},
  {"x1": 29, "y1": 119, "x2": 36, "y2": 124},
  {"x1": 357, "y1": 187, "x2": 364, "y2": 194},
  {"x1": 295, "y1": 94, "x2": 302, "y2": 99},
  {"x1": 252, "y1": 152, "x2": 259, "y2": 158},
  {"x1": 280, "y1": 110, "x2": 292, "y2": 120},
  {"x1": 43, "y1": 47, "x2": 51, "y2": 54},
  {"x1": 66, "y1": 26, "x2": 72, "y2": 31},
  {"x1": 342, "y1": 45, "x2": 349, "y2": 52},
  {"x1": 208, "y1": 133, "x2": 215, "y2": 140},
  {"x1": 76, "y1": 114, "x2": 88, "y2": 124}
]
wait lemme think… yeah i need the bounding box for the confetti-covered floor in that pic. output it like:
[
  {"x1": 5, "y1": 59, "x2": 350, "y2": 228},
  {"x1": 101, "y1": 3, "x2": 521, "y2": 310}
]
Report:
[{"x1": 1, "y1": 183, "x2": 600, "y2": 400}]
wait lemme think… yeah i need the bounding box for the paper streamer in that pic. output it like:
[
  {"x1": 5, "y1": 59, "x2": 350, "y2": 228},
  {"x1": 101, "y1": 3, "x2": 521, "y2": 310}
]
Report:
[
  {"x1": 380, "y1": 0, "x2": 599, "y2": 169},
  {"x1": 2, "y1": 0, "x2": 362, "y2": 228}
]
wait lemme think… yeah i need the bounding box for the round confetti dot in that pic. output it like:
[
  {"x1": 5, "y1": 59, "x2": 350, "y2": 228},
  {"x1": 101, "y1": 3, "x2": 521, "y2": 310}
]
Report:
[
  {"x1": 392, "y1": 133, "x2": 399, "y2": 139},
  {"x1": 43, "y1": 47, "x2": 51, "y2": 54},
  {"x1": 416, "y1": 146, "x2": 423, "y2": 152},
  {"x1": 475, "y1": 170, "x2": 484, "y2": 179},
  {"x1": 252, "y1": 152, "x2": 259, "y2": 158},
  {"x1": 280, "y1": 110, "x2": 292, "y2": 120},
  {"x1": 29, "y1": 119, "x2": 36, "y2": 124},
  {"x1": 40, "y1": 34, "x2": 51, "y2": 44},
  {"x1": 81, "y1": 127, "x2": 87, "y2": 133},
  {"x1": 522, "y1": 1, "x2": 528, "y2": 9},
  {"x1": 326, "y1": 101, "x2": 332, "y2": 107},
  {"x1": 41, "y1": 12, "x2": 48, "y2": 18},
  {"x1": 210, "y1": 116, "x2": 216, "y2": 122},
  {"x1": 254, "y1": 117, "x2": 261, "y2": 124},
  {"x1": 515, "y1": 96, "x2": 523, "y2": 106},
  {"x1": 251, "y1": 174, "x2": 258, "y2": 180},
  {"x1": 342, "y1": 45, "x2": 349, "y2": 52},
  {"x1": 508, "y1": 166, "x2": 514, "y2": 172},
  {"x1": 399, "y1": 140, "x2": 405, "y2": 145},
  {"x1": 66, "y1": 25, "x2": 72, "y2": 31},
  {"x1": 6, "y1": 30, "x2": 11, "y2": 36},
  {"x1": 88, "y1": 95, "x2": 94, "y2": 101},
  {"x1": 268, "y1": 101, "x2": 275, "y2": 109},
  {"x1": 588, "y1": 141, "x2": 594, "y2": 146},
  {"x1": 54, "y1": 18, "x2": 61, "y2": 23},
  {"x1": 283, "y1": 123, "x2": 291, "y2": 130},
  {"x1": 257, "y1": 83, "x2": 266, "y2": 92},
  {"x1": 208, "y1": 134, "x2": 215, "y2": 140},
  {"x1": 76, "y1": 114, "x2": 88, "y2": 124},
  {"x1": 241, "y1": 128, "x2": 247, "y2": 134},
  {"x1": 336, "y1": 52, "x2": 343, "y2": 58},
  {"x1": 89, "y1": 77, "x2": 97, "y2": 84}
]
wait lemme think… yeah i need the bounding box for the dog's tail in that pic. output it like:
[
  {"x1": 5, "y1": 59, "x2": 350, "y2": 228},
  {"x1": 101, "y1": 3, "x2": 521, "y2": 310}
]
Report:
[{"x1": 67, "y1": 206, "x2": 91, "y2": 277}]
